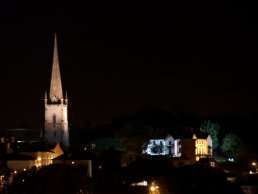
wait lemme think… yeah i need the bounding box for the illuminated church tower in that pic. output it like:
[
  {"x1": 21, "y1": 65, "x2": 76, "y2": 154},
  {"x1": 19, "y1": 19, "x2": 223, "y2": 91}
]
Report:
[{"x1": 44, "y1": 34, "x2": 69, "y2": 147}]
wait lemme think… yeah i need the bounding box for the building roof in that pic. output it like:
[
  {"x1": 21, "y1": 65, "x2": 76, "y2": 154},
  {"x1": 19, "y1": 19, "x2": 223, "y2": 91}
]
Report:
[
  {"x1": 195, "y1": 131, "x2": 210, "y2": 139},
  {"x1": 16, "y1": 142, "x2": 58, "y2": 153},
  {"x1": 4, "y1": 153, "x2": 35, "y2": 160},
  {"x1": 53, "y1": 151, "x2": 93, "y2": 160},
  {"x1": 173, "y1": 127, "x2": 209, "y2": 139},
  {"x1": 4, "y1": 128, "x2": 41, "y2": 142}
]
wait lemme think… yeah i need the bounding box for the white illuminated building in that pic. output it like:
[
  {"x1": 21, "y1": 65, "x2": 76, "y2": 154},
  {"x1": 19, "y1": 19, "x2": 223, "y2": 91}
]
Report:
[
  {"x1": 142, "y1": 132, "x2": 213, "y2": 161},
  {"x1": 44, "y1": 34, "x2": 69, "y2": 148},
  {"x1": 143, "y1": 135, "x2": 175, "y2": 156}
]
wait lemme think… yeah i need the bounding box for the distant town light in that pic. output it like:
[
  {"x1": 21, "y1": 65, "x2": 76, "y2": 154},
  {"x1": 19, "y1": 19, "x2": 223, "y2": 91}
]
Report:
[
  {"x1": 252, "y1": 162, "x2": 256, "y2": 166},
  {"x1": 72, "y1": 161, "x2": 75, "y2": 165},
  {"x1": 131, "y1": 180, "x2": 148, "y2": 186}
]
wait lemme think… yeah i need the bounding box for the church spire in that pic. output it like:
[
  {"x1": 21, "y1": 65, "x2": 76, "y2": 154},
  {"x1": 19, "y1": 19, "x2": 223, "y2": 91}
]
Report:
[{"x1": 49, "y1": 34, "x2": 63, "y2": 102}]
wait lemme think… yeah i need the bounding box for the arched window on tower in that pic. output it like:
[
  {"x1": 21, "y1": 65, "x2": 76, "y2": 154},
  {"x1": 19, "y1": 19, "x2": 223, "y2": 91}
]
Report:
[
  {"x1": 53, "y1": 114, "x2": 56, "y2": 127},
  {"x1": 53, "y1": 115, "x2": 56, "y2": 123}
]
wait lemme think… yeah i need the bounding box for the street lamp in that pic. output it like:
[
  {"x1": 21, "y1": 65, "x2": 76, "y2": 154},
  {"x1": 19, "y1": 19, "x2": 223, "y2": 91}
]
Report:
[
  {"x1": 251, "y1": 161, "x2": 257, "y2": 174},
  {"x1": 149, "y1": 181, "x2": 159, "y2": 194}
]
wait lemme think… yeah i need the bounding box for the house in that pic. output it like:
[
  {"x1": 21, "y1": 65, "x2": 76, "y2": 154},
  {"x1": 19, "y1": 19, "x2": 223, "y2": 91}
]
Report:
[
  {"x1": 3, "y1": 143, "x2": 64, "y2": 171},
  {"x1": 0, "y1": 136, "x2": 16, "y2": 154},
  {"x1": 18, "y1": 143, "x2": 64, "y2": 167},
  {"x1": 240, "y1": 175, "x2": 258, "y2": 194},
  {"x1": 143, "y1": 135, "x2": 174, "y2": 155},
  {"x1": 241, "y1": 185, "x2": 258, "y2": 194},
  {"x1": 4, "y1": 153, "x2": 36, "y2": 171},
  {"x1": 3, "y1": 128, "x2": 41, "y2": 144},
  {"x1": 197, "y1": 157, "x2": 217, "y2": 168},
  {"x1": 142, "y1": 130, "x2": 213, "y2": 163},
  {"x1": 177, "y1": 132, "x2": 212, "y2": 162}
]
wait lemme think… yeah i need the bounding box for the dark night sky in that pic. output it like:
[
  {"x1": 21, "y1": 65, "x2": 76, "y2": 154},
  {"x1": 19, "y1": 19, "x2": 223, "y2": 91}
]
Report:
[{"x1": 0, "y1": 1, "x2": 258, "y2": 129}]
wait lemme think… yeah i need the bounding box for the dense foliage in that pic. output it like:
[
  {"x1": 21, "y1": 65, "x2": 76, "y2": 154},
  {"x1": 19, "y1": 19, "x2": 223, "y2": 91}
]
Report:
[
  {"x1": 201, "y1": 120, "x2": 220, "y2": 150},
  {"x1": 220, "y1": 133, "x2": 242, "y2": 158}
]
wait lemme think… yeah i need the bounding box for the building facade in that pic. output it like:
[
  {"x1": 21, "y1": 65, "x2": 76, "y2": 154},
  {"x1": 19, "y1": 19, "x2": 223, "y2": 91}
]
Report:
[
  {"x1": 143, "y1": 132, "x2": 213, "y2": 162},
  {"x1": 143, "y1": 135, "x2": 175, "y2": 155}
]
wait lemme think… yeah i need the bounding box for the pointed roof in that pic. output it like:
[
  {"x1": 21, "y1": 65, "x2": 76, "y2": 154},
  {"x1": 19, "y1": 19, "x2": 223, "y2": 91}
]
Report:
[{"x1": 49, "y1": 34, "x2": 63, "y2": 102}]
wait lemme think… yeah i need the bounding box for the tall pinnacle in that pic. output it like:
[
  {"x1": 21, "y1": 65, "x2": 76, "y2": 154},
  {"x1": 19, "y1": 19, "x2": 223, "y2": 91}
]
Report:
[{"x1": 49, "y1": 34, "x2": 63, "y2": 102}]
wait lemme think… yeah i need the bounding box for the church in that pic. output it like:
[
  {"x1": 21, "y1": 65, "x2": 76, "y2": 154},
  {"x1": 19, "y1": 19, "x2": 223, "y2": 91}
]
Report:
[
  {"x1": 0, "y1": 34, "x2": 72, "y2": 170},
  {"x1": 2, "y1": 34, "x2": 70, "y2": 148},
  {"x1": 44, "y1": 34, "x2": 69, "y2": 148}
]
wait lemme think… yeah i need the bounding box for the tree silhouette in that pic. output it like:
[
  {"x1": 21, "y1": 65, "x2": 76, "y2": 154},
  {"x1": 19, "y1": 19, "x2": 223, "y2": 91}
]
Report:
[
  {"x1": 201, "y1": 120, "x2": 220, "y2": 150},
  {"x1": 221, "y1": 133, "x2": 242, "y2": 158}
]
